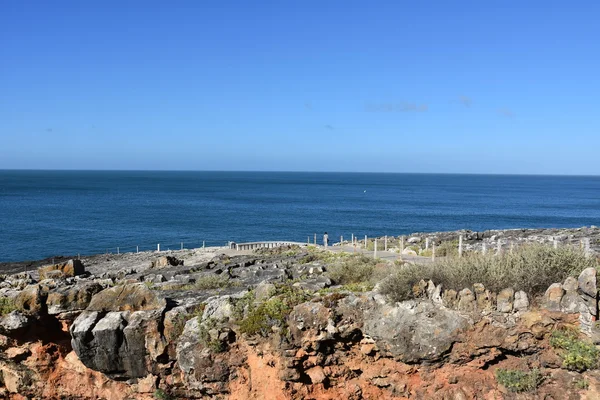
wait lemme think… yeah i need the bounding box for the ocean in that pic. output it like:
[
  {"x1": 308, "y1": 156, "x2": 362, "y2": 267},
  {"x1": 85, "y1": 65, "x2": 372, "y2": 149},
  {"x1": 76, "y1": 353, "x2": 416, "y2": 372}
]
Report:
[{"x1": 1, "y1": 170, "x2": 599, "y2": 262}]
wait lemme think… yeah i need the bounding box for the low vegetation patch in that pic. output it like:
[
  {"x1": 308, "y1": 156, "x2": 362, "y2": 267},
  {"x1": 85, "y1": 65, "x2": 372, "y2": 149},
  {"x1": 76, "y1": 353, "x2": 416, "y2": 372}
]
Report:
[
  {"x1": 550, "y1": 327, "x2": 599, "y2": 371},
  {"x1": 379, "y1": 244, "x2": 596, "y2": 302},
  {"x1": 198, "y1": 317, "x2": 227, "y2": 353},
  {"x1": 574, "y1": 378, "x2": 589, "y2": 390},
  {"x1": 299, "y1": 246, "x2": 351, "y2": 264},
  {"x1": 495, "y1": 368, "x2": 543, "y2": 393},
  {"x1": 194, "y1": 275, "x2": 238, "y2": 290},
  {"x1": 0, "y1": 297, "x2": 16, "y2": 316},
  {"x1": 326, "y1": 254, "x2": 378, "y2": 285},
  {"x1": 154, "y1": 389, "x2": 175, "y2": 400},
  {"x1": 420, "y1": 248, "x2": 433, "y2": 257},
  {"x1": 435, "y1": 240, "x2": 459, "y2": 257},
  {"x1": 170, "y1": 304, "x2": 205, "y2": 338},
  {"x1": 176, "y1": 275, "x2": 240, "y2": 291},
  {"x1": 237, "y1": 285, "x2": 311, "y2": 337}
]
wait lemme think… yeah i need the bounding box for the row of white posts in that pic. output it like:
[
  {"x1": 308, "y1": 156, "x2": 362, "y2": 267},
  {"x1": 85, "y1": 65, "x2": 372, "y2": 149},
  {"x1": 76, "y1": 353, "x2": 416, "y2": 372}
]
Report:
[
  {"x1": 311, "y1": 232, "x2": 594, "y2": 260},
  {"x1": 107, "y1": 241, "x2": 208, "y2": 255},
  {"x1": 155, "y1": 241, "x2": 206, "y2": 252}
]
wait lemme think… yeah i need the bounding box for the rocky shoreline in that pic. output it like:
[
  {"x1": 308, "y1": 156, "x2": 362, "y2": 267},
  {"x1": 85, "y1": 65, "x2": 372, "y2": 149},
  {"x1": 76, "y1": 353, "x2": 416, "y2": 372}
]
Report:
[
  {"x1": 2, "y1": 226, "x2": 598, "y2": 275},
  {"x1": 0, "y1": 227, "x2": 599, "y2": 399}
]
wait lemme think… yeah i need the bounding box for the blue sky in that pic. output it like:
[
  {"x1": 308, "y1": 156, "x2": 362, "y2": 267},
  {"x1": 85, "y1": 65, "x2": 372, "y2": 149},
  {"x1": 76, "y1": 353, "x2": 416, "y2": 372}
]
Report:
[{"x1": 1, "y1": 1, "x2": 599, "y2": 174}]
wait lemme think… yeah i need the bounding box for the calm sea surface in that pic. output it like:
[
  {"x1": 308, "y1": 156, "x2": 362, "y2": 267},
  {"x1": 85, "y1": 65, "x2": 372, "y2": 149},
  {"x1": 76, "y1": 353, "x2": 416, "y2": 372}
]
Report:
[{"x1": 1, "y1": 170, "x2": 599, "y2": 262}]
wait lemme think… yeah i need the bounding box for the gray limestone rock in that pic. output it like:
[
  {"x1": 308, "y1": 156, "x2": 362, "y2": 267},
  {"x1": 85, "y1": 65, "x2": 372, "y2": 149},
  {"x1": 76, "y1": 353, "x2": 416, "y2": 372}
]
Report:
[
  {"x1": 513, "y1": 291, "x2": 529, "y2": 312},
  {"x1": 496, "y1": 288, "x2": 515, "y2": 313},
  {"x1": 0, "y1": 311, "x2": 31, "y2": 333},
  {"x1": 46, "y1": 281, "x2": 103, "y2": 315},
  {"x1": 457, "y1": 288, "x2": 476, "y2": 313},
  {"x1": 363, "y1": 300, "x2": 469, "y2": 363},
  {"x1": 542, "y1": 283, "x2": 564, "y2": 312}
]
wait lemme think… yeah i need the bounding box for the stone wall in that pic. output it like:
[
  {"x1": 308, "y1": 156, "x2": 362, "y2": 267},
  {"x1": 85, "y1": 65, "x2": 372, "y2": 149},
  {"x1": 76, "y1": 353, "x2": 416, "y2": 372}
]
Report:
[{"x1": 411, "y1": 267, "x2": 598, "y2": 334}]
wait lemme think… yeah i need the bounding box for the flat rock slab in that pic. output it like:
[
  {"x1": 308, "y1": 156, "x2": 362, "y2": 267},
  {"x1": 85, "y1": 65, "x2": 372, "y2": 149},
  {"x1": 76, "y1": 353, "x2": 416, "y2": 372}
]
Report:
[{"x1": 87, "y1": 283, "x2": 166, "y2": 312}]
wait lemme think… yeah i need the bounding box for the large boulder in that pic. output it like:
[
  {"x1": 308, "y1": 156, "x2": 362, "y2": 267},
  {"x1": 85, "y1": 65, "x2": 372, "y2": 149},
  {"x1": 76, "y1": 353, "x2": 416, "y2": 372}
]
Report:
[
  {"x1": 87, "y1": 283, "x2": 166, "y2": 312},
  {"x1": 46, "y1": 281, "x2": 103, "y2": 315},
  {"x1": 14, "y1": 285, "x2": 46, "y2": 315},
  {"x1": 542, "y1": 283, "x2": 564, "y2": 311},
  {"x1": 577, "y1": 268, "x2": 597, "y2": 334},
  {"x1": 496, "y1": 288, "x2": 514, "y2": 313},
  {"x1": 287, "y1": 302, "x2": 335, "y2": 347},
  {"x1": 0, "y1": 311, "x2": 31, "y2": 334},
  {"x1": 175, "y1": 317, "x2": 232, "y2": 386},
  {"x1": 513, "y1": 291, "x2": 529, "y2": 312},
  {"x1": 38, "y1": 259, "x2": 85, "y2": 280},
  {"x1": 69, "y1": 282, "x2": 169, "y2": 379},
  {"x1": 363, "y1": 300, "x2": 470, "y2": 363},
  {"x1": 70, "y1": 308, "x2": 166, "y2": 379}
]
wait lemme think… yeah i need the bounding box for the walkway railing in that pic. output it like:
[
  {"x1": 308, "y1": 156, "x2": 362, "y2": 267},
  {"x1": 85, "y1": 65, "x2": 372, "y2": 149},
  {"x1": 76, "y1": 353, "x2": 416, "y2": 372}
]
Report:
[{"x1": 231, "y1": 241, "x2": 308, "y2": 251}]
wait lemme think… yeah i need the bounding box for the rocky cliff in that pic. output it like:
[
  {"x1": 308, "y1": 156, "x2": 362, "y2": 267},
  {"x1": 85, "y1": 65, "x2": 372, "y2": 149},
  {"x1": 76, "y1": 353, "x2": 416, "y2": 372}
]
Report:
[{"x1": 1, "y1": 239, "x2": 600, "y2": 399}]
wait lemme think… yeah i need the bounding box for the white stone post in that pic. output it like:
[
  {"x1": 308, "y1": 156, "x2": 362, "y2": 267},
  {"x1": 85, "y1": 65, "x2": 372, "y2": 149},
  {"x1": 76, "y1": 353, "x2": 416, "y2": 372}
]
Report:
[
  {"x1": 400, "y1": 236, "x2": 405, "y2": 253},
  {"x1": 458, "y1": 235, "x2": 463, "y2": 257},
  {"x1": 374, "y1": 239, "x2": 377, "y2": 259},
  {"x1": 385, "y1": 235, "x2": 388, "y2": 251},
  {"x1": 585, "y1": 238, "x2": 591, "y2": 257},
  {"x1": 181, "y1": 242, "x2": 184, "y2": 250},
  {"x1": 365, "y1": 235, "x2": 368, "y2": 249},
  {"x1": 351, "y1": 233, "x2": 354, "y2": 244},
  {"x1": 425, "y1": 237, "x2": 430, "y2": 250},
  {"x1": 202, "y1": 241, "x2": 205, "y2": 249},
  {"x1": 157, "y1": 243, "x2": 160, "y2": 252},
  {"x1": 314, "y1": 233, "x2": 317, "y2": 245},
  {"x1": 117, "y1": 247, "x2": 119, "y2": 255},
  {"x1": 482, "y1": 243, "x2": 487, "y2": 255},
  {"x1": 136, "y1": 246, "x2": 139, "y2": 253}
]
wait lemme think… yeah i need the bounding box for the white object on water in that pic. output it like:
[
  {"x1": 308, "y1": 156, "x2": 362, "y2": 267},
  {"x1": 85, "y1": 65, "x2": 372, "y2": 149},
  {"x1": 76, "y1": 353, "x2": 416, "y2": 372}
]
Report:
[{"x1": 364, "y1": 190, "x2": 367, "y2": 193}]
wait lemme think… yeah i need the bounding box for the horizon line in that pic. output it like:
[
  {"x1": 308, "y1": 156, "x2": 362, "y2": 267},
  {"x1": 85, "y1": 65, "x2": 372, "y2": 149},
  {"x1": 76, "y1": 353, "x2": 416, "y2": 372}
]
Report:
[{"x1": 1, "y1": 168, "x2": 599, "y2": 178}]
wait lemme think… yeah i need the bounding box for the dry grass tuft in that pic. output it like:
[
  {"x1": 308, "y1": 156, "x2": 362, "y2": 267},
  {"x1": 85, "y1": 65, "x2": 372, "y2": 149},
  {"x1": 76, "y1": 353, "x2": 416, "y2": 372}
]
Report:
[{"x1": 379, "y1": 244, "x2": 597, "y2": 302}]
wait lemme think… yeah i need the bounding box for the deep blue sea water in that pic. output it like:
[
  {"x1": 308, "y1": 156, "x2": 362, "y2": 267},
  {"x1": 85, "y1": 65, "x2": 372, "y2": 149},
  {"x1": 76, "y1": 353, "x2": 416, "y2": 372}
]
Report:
[{"x1": 1, "y1": 170, "x2": 600, "y2": 262}]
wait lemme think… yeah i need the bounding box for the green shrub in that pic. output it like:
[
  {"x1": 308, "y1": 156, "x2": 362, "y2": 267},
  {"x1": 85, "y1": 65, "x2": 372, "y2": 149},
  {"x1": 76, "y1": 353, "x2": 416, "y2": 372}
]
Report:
[
  {"x1": 170, "y1": 304, "x2": 206, "y2": 338},
  {"x1": 379, "y1": 244, "x2": 596, "y2": 303},
  {"x1": 154, "y1": 389, "x2": 174, "y2": 400},
  {"x1": 0, "y1": 297, "x2": 16, "y2": 316},
  {"x1": 550, "y1": 328, "x2": 599, "y2": 371},
  {"x1": 495, "y1": 369, "x2": 543, "y2": 393},
  {"x1": 238, "y1": 285, "x2": 311, "y2": 337},
  {"x1": 198, "y1": 317, "x2": 226, "y2": 353},
  {"x1": 435, "y1": 240, "x2": 459, "y2": 257},
  {"x1": 326, "y1": 254, "x2": 377, "y2": 285},
  {"x1": 340, "y1": 282, "x2": 374, "y2": 292},
  {"x1": 420, "y1": 249, "x2": 433, "y2": 257},
  {"x1": 300, "y1": 247, "x2": 350, "y2": 264},
  {"x1": 574, "y1": 378, "x2": 589, "y2": 390}
]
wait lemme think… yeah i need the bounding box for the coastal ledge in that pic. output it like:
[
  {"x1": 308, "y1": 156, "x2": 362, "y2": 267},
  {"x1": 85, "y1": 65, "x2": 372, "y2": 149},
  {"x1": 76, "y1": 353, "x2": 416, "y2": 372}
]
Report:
[
  {"x1": 0, "y1": 227, "x2": 599, "y2": 398},
  {"x1": 1, "y1": 226, "x2": 598, "y2": 276}
]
